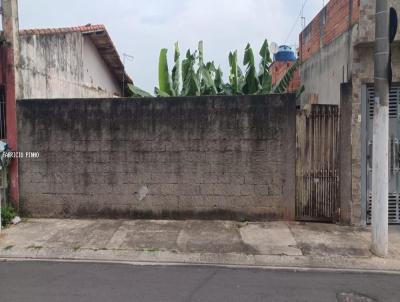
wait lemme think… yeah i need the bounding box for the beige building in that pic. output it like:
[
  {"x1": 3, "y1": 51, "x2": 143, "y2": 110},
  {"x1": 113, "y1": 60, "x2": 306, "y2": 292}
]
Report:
[{"x1": 17, "y1": 24, "x2": 132, "y2": 99}]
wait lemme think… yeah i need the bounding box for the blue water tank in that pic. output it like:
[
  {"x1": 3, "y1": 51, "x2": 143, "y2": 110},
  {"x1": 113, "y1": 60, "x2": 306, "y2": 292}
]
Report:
[{"x1": 274, "y1": 45, "x2": 297, "y2": 62}]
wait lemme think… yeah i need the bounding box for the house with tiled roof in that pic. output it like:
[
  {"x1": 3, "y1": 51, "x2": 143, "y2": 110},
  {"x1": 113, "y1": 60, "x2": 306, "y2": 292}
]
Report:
[{"x1": 16, "y1": 24, "x2": 132, "y2": 99}]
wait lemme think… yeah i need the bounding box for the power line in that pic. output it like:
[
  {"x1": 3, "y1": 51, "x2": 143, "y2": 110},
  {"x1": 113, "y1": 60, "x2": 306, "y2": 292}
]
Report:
[{"x1": 284, "y1": 0, "x2": 309, "y2": 44}]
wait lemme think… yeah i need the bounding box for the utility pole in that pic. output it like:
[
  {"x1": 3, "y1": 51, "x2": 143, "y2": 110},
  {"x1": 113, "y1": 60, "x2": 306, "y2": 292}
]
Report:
[
  {"x1": 371, "y1": 0, "x2": 390, "y2": 257},
  {"x1": 2, "y1": 0, "x2": 19, "y2": 79},
  {"x1": 1, "y1": 0, "x2": 20, "y2": 208}
]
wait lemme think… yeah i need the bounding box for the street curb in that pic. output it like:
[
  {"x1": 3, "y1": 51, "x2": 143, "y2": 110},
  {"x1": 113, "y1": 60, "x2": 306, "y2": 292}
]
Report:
[
  {"x1": 1, "y1": 256, "x2": 400, "y2": 275},
  {"x1": 1, "y1": 247, "x2": 400, "y2": 274}
]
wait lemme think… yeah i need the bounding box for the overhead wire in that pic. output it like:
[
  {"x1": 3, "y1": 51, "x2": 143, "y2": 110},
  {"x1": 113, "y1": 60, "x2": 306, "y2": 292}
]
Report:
[{"x1": 284, "y1": 0, "x2": 309, "y2": 44}]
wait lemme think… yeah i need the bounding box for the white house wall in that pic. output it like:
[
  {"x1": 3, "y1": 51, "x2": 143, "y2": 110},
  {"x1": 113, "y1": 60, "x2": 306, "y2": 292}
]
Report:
[
  {"x1": 17, "y1": 32, "x2": 121, "y2": 99},
  {"x1": 82, "y1": 36, "x2": 121, "y2": 97}
]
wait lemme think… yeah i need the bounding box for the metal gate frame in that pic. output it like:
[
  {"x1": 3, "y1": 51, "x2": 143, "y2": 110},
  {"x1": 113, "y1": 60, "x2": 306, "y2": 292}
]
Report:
[
  {"x1": 362, "y1": 83, "x2": 400, "y2": 224},
  {"x1": 296, "y1": 104, "x2": 340, "y2": 223}
]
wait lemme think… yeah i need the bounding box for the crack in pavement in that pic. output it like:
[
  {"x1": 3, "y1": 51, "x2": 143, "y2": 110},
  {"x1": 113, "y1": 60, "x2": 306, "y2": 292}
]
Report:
[{"x1": 184, "y1": 269, "x2": 218, "y2": 302}]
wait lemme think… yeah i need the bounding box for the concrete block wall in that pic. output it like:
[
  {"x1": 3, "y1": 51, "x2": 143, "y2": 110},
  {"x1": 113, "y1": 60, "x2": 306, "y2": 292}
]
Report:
[
  {"x1": 300, "y1": 31, "x2": 354, "y2": 106},
  {"x1": 17, "y1": 95, "x2": 296, "y2": 220}
]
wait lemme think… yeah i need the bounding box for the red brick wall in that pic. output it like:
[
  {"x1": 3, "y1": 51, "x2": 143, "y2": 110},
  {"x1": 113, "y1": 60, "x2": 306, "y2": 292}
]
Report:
[
  {"x1": 270, "y1": 61, "x2": 300, "y2": 93},
  {"x1": 300, "y1": 12, "x2": 322, "y2": 62},
  {"x1": 299, "y1": 0, "x2": 360, "y2": 62},
  {"x1": 324, "y1": 0, "x2": 351, "y2": 45}
]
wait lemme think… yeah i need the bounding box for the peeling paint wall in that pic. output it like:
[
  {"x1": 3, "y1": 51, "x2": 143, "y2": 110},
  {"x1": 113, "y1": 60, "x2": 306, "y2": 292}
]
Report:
[
  {"x1": 17, "y1": 33, "x2": 121, "y2": 99},
  {"x1": 17, "y1": 95, "x2": 296, "y2": 220}
]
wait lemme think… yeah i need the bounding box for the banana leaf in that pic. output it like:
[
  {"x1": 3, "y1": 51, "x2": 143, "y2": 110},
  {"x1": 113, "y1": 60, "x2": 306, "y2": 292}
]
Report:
[
  {"x1": 207, "y1": 62, "x2": 224, "y2": 95},
  {"x1": 158, "y1": 48, "x2": 174, "y2": 96},
  {"x1": 181, "y1": 50, "x2": 200, "y2": 96},
  {"x1": 171, "y1": 42, "x2": 181, "y2": 96},
  {"x1": 242, "y1": 43, "x2": 260, "y2": 95},
  {"x1": 127, "y1": 83, "x2": 152, "y2": 97},
  {"x1": 228, "y1": 51, "x2": 240, "y2": 94},
  {"x1": 154, "y1": 87, "x2": 171, "y2": 97},
  {"x1": 258, "y1": 39, "x2": 272, "y2": 94},
  {"x1": 296, "y1": 84, "x2": 305, "y2": 99},
  {"x1": 197, "y1": 42, "x2": 217, "y2": 95}
]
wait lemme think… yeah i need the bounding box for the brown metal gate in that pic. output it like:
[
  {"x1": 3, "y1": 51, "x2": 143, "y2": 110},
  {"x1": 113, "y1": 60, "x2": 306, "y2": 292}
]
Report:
[{"x1": 296, "y1": 105, "x2": 340, "y2": 222}]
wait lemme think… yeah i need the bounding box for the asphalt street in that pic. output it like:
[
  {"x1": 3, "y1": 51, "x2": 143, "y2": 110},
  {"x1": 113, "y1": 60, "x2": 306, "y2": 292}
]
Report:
[{"x1": 0, "y1": 261, "x2": 398, "y2": 302}]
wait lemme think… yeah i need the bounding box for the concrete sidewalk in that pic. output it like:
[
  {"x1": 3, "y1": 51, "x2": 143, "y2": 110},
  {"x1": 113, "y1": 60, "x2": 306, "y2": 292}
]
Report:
[{"x1": 1, "y1": 219, "x2": 400, "y2": 272}]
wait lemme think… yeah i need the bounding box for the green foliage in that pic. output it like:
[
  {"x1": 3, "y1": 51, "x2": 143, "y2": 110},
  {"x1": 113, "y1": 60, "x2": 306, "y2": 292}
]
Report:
[
  {"x1": 258, "y1": 39, "x2": 272, "y2": 94},
  {"x1": 214, "y1": 65, "x2": 225, "y2": 94},
  {"x1": 228, "y1": 50, "x2": 241, "y2": 95},
  {"x1": 296, "y1": 84, "x2": 305, "y2": 99},
  {"x1": 198, "y1": 42, "x2": 218, "y2": 95},
  {"x1": 155, "y1": 40, "x2": 300, "y2": 97},
  {"x1": 158, "y1": 48, "x2": 175, "y2": 96},
  {"x1": 1, "y1": 203, "x2": 17, "y2": 227},
  {"x1": 181, "y1": 50, "x2": 200, "y2": 96},
  {"x1": 171, "y1": 42, "x2": 181, "y2": 96},
  {"x1": 124, "y1": 39, "x2": 300, "y2": 98},
  {"x1": 242, "y1": 43, "x2": 261, "y2": 95},
  {"x1": 127, "y1": 83, "x2": 152, "y2": 97}
]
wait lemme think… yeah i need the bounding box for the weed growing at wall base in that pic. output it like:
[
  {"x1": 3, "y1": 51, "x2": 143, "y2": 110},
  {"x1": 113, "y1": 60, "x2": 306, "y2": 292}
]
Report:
[{"x1": 1, "y1": 204, "x2": 17, "y2": 227}]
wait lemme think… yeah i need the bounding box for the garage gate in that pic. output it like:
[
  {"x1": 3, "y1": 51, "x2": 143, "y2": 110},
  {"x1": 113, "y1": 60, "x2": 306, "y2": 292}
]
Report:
[{"x1": 366, "y1": 84, "x2": 400, "y2": 224}]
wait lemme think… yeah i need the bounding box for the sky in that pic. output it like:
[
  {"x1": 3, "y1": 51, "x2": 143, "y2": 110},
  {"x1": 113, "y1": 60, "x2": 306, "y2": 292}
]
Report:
[{"x1": 18, "y1": 0, "x2": 323, "y2": 93}]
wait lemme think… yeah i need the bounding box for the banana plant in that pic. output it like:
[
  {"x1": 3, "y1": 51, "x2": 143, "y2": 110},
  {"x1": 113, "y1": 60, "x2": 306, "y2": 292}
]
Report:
[
  {"x1": 171, "y1": 42, "x2": 181, "y2": 96},
  {"x1": 227, "y1": 50, "x2": 245, "y2": 95},
  {"x1": 127, "y1": 83, "x2": 152, "y2": 97},
  {"x1": 198, "y1": 41, "x2": 218, "y2": 95},
  {"x1": 296, "y1": 84, "x2": 305, "y2": 99},
  {"x1": 242, "y1": 43, "x2": 261, "y2": 95},
  {"x1": 205, "y1": 61, "x2": 226, "y2": 95},
  {"x1": 157, "y1": 48, "x2": 175, "y2": 96},
  {"x1": 155, "y1": 41, "x2": 222, "y2": 97},
  {"x1": 258, "y1": 39, "x2": 272, "y2": 94},
  {"x1": 181, "y1": 49, "x2": 200, "y2": 96},
  {"x1": 214, "y1": 65, "x2": 225, "y2": 94},
  {"x1": 153, "y1": 39, "x2": 301, "y2": 97}
]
